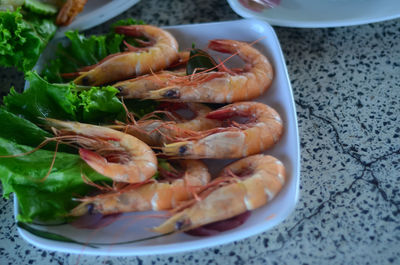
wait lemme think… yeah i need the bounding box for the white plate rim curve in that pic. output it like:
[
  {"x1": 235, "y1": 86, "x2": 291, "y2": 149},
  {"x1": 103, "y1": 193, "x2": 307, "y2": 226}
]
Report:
[
  {"x1": 227, "y1": 0, "x2": 400, "y2": 28},
  {"x1": 55, "y1": 0, "x2": 141, "y2": 38},
  {"x1": 16, "y1": 18, "x2": 300, "y2": 256}
]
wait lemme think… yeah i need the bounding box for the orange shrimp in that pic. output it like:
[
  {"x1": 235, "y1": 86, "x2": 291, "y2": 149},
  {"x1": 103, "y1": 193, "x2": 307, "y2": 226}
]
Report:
[
  {"x1": 70, "y1": 159, "x2": 211, "y2": 216},
  {"x1": 113, "y1": 50, "x2": 189, "y2": 98},
  {"x1": 147, "y1": 39, "x2": 274, "y2": 103},
  {"x1": 114, "y1": 70, "x2": 186, "y2": 99},
  {"x1": 161, "y1": 102, "x2": 283, "y2": 159},
  {"x1": 73, "y1": 25, "x2": 179, "y2": 86},
  {"x1": 56, "y1": 0, "x2": 87, "y2": 26},
  {"x1": 153, "y1": 154, "x2": 286, "y2": 234},
  {"x1": 46, "y1": 118, "x2": 157, "y2": 183},
  {"x1": 112, "y1": 103, "x2": 221, "y2": 146}
]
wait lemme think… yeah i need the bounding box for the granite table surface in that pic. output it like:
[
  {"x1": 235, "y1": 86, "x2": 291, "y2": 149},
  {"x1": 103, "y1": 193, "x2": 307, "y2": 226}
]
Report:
[{"x1": 0, "y1": 0, "x2": 399, "y2": 264}]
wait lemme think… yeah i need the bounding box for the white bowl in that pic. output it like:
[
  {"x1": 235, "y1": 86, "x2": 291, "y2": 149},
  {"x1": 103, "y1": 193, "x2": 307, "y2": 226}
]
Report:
[
  {"x1": 228, "y1": 0, "x2": 400, "y2": 28},
  {"x1": 55, "y1": 0, "x2": 141, "y2": 38},
  {"x1": 17, "y1": 19, "x2": 300, "y2": 255}
]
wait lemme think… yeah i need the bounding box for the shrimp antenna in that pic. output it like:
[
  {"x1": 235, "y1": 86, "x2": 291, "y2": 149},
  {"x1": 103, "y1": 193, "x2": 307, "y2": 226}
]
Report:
[
  {"x1": 0, "y1": 138, "x2": 53, "y2": 158},
  {"x1": 120, "y1": 97, "x2": 137, "y2": 125},
  {"x1": 192, "y1": 36, "x2": 268, "y2": 77},
  {"x1": 38, "y1": 141, "x2": 60, "y2": 182}
]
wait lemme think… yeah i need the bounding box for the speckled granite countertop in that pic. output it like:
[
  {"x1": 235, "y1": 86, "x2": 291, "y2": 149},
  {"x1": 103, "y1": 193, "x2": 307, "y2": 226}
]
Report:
[{"x1": 1, "y1": 0, "x2": 399, "y2": 264}]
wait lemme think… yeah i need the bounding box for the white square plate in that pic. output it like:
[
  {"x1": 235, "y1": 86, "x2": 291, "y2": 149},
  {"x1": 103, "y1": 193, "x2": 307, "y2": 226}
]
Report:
[{"x1": 17, "y1": 19, "x2": 300, "y2": 255}]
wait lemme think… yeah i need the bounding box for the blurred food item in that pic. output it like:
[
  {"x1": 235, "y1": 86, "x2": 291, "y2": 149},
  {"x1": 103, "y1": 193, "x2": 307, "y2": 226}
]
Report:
[
  {"x1": 24, "y1": 0, "x2": 58, "y2": 15},
  {"x1": 0, "y1": 0, "x2": 25, "y2": 11},
  {"x1": 239, "y1": 0, "x2": 280, "y2": 12},
  {"x1": 56, "y1": 0, "x2": 87, "y2": 26}
]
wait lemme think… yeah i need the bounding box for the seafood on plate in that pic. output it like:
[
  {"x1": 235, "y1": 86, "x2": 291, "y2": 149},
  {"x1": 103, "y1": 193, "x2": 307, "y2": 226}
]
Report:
[
  {"x1": 56, "y1": 0, "x2": 88, "y2": 26},
  {"x1": 46, "y1": 118, "x2": 157, "y2": 183},
  {"x1": 111, "y1": 50, "x2": 189, "y2": 98},
  {"x1": 153, "y1": 154, "x2": 286, "y2": 234},
  {"x1": 147, "y1": 39, "x2": 274, "y2": 103},
  {"x1": 112, "y1": 102, "x2": 221, "y2": 146},
  {"x1": 161, "y1": 101, "x2": 283, "y2": 159},
  {"x1": 73, "y1": 25, "x2": 180, "y2": 86},
  {"x1": 114, "y1": 69, "x2": 187, "y2": 99},
  {"x1": 70, "y1": 159, "x2": 211, "y2": 216}
]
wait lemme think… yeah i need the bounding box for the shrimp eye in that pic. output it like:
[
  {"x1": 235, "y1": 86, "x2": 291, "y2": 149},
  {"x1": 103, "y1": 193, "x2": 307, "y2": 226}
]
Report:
[
  {"x1": 179, "y1": 145, "x2": 187, "y2": 154},
  {"x1": 163, "y1": 89, "x2": 179, "y2": 99},
  {"x1": 87, "y1": 203, "x2": 95, "y2": 214},
  {"x1": 115, "y1": 86, "x2": 126, "y2": 95},
  {"x1": 81, "y1": 76, "x2": 91, "y2": 86},
  {"x1": 175, "y1": 219, "x2": 191, "y2": 230},
  {"x1": 175, "y1": 221, "x2": 184, "y2": 230}
]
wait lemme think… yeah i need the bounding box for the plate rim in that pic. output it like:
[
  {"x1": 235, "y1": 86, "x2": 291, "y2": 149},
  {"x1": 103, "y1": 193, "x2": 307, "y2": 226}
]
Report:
[
  {"x1": 54, "y1": 0, "x2": 141, "y2": 39},
  {"x1": 227, "y1": 0, "x2": 400, "y2": 28}
]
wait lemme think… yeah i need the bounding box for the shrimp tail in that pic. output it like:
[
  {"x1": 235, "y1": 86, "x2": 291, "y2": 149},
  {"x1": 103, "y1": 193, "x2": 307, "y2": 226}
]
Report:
[
  {"x1": 115, "y1": 26, "x2": 147, "y2": 38},
  {"x1": 79, "y1": 148, "x2": 108, "y2": 171},
  {"x1": 208, "y1": 39, "x2": 238, "y2": 54},
  {"x1": 205, "y1": 107, "x2": 236, "y2": 120}
]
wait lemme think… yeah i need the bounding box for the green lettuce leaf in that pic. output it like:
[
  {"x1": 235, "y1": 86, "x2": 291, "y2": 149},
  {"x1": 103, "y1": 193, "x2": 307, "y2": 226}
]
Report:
[
  {"x1": 186, "y1": 45, "x2": 218, "y2": 75},
  {"x1": 0, "y1": 107, "x2": 74, "y2": 153},
  {"x1": 3, "y1": 71, "x2": 127, "y2": 124},
  {"x1": 78, "y1": 85, "x2": 126, "y2": 122},
  {"x1": 3, "y1": 71, "x2": 79, "y2": 124},
  {"x1": 0, "y1": 107, "x2": 52, "y2": 148},
  {"x1": 41, "y1": 18, "x2": 144, "y2": 83},
  {"x1": 0, "y1": 137, "x2": 110, "y2": 222},
  {"x1": 0, "y1": 8, "x2": 57, "y2": 72}
]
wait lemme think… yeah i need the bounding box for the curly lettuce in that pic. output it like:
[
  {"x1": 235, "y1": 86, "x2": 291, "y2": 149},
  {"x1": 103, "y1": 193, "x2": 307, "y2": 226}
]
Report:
[
  {"x1": 0, "y1": 8, "x2": 57, "y2": 72},
  {"x1": 3, "y1": 71, "x2": 126, "y2": 124}
]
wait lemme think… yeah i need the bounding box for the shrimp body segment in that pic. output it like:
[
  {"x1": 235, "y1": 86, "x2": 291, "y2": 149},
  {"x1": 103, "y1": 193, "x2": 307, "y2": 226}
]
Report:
[
  {"x1": 73, "y1": 25, "x2": 179, "y2": 86},
  {"x1": 46, "y1": 119, "x2": 157, "y2": 183},
  {"x1": 162, "y1": 102, "x2": 283, "y2": 159},
  {"x1": 148, "y1": 39, "x2": 274, "y2": 103},
  {"x1": 70, "y1": 160, "x2": 211, "y2": 216},
  {"x1": 153, "y1": 154, "x2": 286, "y2": 234}
]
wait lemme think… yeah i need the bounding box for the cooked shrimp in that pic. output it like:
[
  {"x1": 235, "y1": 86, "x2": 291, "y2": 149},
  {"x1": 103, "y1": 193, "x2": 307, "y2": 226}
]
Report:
[
  {"x1": 70, "y1": 159, "x2": 211, "y2": 216},
  {"x1": 153, "y1": 154, "x2": 286, "y2": 234},
  {"x1": 161, "y1": 102, "x2": 283, "y2": 159},
  {"x1": 56, "y1": 0, "x2": 88, "y2": 26},
  {"x1": 113, "y1": 103, "x2": 221, "y2": 146},
  {"x1": 73, "y1": 25, "x2": 179, "y2": 86},
  {"x1": 114, "y1": 70, "x2": 186, "y2": 99},
  {"x1": 113, "y1": 50, "x2": 190, "y2": 98},
  {"x1": 46, "y1": 118, "x2": 157, "y2": 183},
  {"x1": 147, "y1": 39, "x2": 274, "y2": 103}
]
